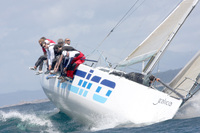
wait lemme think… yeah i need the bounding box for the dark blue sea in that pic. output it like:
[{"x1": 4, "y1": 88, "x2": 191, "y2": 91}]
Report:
[{"x1": 1, "y1": 95, "x2": 200, "y2": 133}]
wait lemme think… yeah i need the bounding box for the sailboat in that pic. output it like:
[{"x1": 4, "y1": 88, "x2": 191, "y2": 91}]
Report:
[{"x1": 40, "y1": 0, "x2": 200, "y2": 125}]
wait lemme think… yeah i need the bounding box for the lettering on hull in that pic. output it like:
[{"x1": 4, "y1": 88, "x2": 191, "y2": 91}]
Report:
[{"x1": 153, "y1": 98, "x2": 173, "y2": 106}]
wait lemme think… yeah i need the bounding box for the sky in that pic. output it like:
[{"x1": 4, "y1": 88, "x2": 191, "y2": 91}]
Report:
[{"x1": 0, "y1": 0, "x2": 200, "y2": 94}]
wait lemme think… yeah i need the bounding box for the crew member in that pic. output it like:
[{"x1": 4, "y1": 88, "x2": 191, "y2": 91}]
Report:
[
  {"x1": 29, "y1": 37, "x2": 55, "y2": 75},
  {"x1": 42, "y1": 40, "x2": 56, "y2": 71},
  {"x1": 143, "y1": 75, "x2": 160, "y2": 87},
  {"x1": 54, "y1": 43, "x2": 85, "y2": 81}
]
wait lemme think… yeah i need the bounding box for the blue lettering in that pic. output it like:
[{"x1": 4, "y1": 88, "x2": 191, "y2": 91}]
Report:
[
  {"x1": 83, "y1": 90, "x2": 88, "y2": 97},
  {"x1": 75, "y1": 70, "x2": 87, "y2": 78},
  {"x1": 78, "y1": 79, "x2": 83, "y2": 86},
  {"x1": 56, "y1": 69, "x2": 116, "y2": 104},
  {"x1": 96, "y1": 86, "x2": 102, "y2": 93},
  {"x1": 101, "y1": 79, "x2": 116, "y2": 89},
  {"x1": 69, "y1": 86, "x2": 79, "y2": 94},
  {"x1": 93, "y1": 94, "x2": 107, "y2": 103},
  {"x1": 91, "y1": 76, "x2": 101, "y2": 83},
  {"x1": 86, "y1": 83, "x2": 92, "y2": 89},
  {"x1": 86, "y1": 73, "x2": 92, "y2": 80},
  {"x1": 78, "y1": 89, "x2": 84, "y2": 95},
  {"x1": 106, "y1": 90, "x2": 112, "y2": 96},
  {"x1": 82, "y1": 81, "x2": 88, "y2": 87}
]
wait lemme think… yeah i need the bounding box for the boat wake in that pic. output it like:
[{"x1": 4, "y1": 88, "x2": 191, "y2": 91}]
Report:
[{"x1": 175, "y1": 91, "x2": 200, "y2": 119}]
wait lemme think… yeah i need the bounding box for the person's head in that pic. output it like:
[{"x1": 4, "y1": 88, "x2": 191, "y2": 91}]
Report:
[
  {"x1": 40, "y1": 37, "x2": 46, "y2": 40},
  {"x1": 57, "y1": 38, "x2": 64, "y2": 46},
  {"x1": 39, "y1": 38, "x2": 45, "y2": 46},
  {"x1": 42, "y1": 42, "x2": 48, "y2": 49},
  {"x1": 65, "y1": 38, "x2": 71, "y2": 45},
  {"x1": 54, "y1": 45, "x2": 62, "y2": 55},
  {"x1": 149, "y1": 75, "x2": 156, "y2": 83}
]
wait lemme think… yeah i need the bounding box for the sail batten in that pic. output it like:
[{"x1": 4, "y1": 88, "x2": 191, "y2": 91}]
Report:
[
  {"x1": 119, "y1": 50, "x2": 157, "y2": 67},
  {"x1": 118, "y1": 0, "x2": 199, "y2": 74}
]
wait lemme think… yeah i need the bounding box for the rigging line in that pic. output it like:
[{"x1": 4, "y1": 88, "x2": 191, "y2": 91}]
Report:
[
  {"x1": 118, "y1": 0, "x2": 179, "y2": 67},
  {"x1": 86, "y1": 0, "x2": 141, "y2": 58},
  {"x1": 118, "y1": 0, "x2": 147, "y2": 28},
  {"x1": 117, "y1": 0, "x2": 147, "y2": 62},
  {"x1": 109, "y1": 0, "x2": 140, "y2": 32}
]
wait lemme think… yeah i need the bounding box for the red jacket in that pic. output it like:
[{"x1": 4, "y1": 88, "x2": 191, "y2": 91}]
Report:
[{"x1": 42, "y1": 39, "x2": 55, "y2": 53}]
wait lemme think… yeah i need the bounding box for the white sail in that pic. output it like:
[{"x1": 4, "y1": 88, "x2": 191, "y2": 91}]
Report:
[
  {"x1": 118, "y1": 0, "x2": 199, "y2": 75},
  {"x1": 165, "y1": 50, "x2": 200, "y2": 98}
]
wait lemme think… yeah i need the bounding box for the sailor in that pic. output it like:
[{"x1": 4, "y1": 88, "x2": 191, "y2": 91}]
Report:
[
  {"x1": 41, "y1": 40, "x2": 56, "y2": 72},
  {"x1": 52, "y1": 39, "x2": 65, "y2": 73},
  {"x1": 54, "y1": 45, "x2": 79, "y2": 72},
  {"x1": 57, "y1": 38, "x2": 64, "y2": 47},
  {"x1": 54, "y1": 41, "x2": 85, "y2": 81},
  {"x1": 120, "y1": 72, "x2": 160, "y2": 87},
  {"x1": 143, "y1": 75, "x2": 160, "y2": 87},
  {"x1": 29, "y1": 37, "x2": 55, "y2": 75},
  {"x1": 64, "y1": 38, "x2": 71, "y2": 46},
  {"x1": 66, "y1": 50, "x2": 85, "y2": 79}
]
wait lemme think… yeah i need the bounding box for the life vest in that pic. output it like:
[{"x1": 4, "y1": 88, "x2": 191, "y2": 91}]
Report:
[
  {"x1": 66, "y1": 52, "x2": 85, "y2": 79},
  {"x1": 46, "y1": 39, "x2": 56, "y2": 44}
]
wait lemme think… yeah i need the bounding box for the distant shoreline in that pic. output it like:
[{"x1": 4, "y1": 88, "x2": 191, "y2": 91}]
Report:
[{"x1": 0, "y1": 98, "x2": 49, "y2": 109}]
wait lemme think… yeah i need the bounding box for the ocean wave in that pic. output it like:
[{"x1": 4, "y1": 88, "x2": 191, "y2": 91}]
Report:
[
  {"x1": 0, "y1": 110, "x2": 53, "y2": 126},
  {"x1": 0, "y1": 110, "x2": 61, "y2": 133}
]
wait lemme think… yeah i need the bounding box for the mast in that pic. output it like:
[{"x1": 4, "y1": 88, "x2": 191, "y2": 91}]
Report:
[{"x1": 142, "y1": 25, "x2": 181, "y2": 75}]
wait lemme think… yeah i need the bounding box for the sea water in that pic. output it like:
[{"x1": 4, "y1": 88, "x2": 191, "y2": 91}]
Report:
[{"x1": 1, "y1": 92, "x2": 200, "y2": 133}]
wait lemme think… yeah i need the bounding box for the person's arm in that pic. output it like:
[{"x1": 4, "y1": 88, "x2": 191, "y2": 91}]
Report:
[
  {"x1": 46, "y1": 49, "x2": 51, "y2": 70},
  {"x1": 54, "y1": 54, "x2": 63, "y2": 72},
  {"x1": 64, "y1": 51, "x2": 78, "y2": 68},
  {"x1": 155, "y1": 78, "x2": 160, "y2": 82},
  {"x1": 63, "y1": 51, "x2": 69, "y2": 73},
  {"x1": 48, "y1": 46, "x2": 55, "y2": 70}
]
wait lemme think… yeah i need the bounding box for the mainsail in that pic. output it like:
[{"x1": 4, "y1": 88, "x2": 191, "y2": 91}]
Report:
[
  {"x1": 118, "y1": 0, "x2": 199, "y2": 75},
  {"x1": 165, "y1": 50, "x2": 200, "y2": 99}
]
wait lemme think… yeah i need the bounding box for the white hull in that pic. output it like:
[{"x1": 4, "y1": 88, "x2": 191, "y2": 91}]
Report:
[{"x1": 40, "y1": 64, "x2": 182, "y2": 125}]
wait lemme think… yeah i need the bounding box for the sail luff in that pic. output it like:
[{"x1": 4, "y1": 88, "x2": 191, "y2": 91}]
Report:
[
  {"x1": 143, "y1": 0, "x2": 199, "y2": 75},
  {"x1": 118, "y1": 0, "x2": 199, "y2": 71},
  {"x1": 164, "y1": 50, "x2": 200, "y2": 98},
  {"x1": 142, "y1": 14, "x2": 190, "y2": 75}
]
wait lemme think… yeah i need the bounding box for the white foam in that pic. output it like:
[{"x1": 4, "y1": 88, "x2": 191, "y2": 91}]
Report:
[
  {"x1": 0, "y1": 110, "x2": 62, "y2": 133},
  {"x1": 175, "y1": 91, "x2": 200, "y2": 119},
  {"x1": 86, "y1": 113, "x2": 130, "y2": 131},
  {"x1": 0, "y1": 110, "x2": 53, "y2": 127}
]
